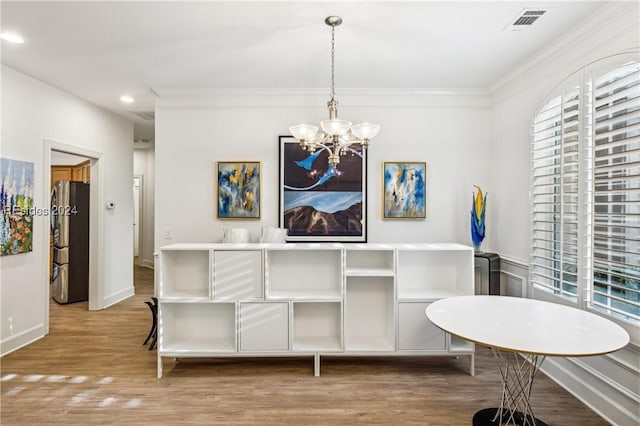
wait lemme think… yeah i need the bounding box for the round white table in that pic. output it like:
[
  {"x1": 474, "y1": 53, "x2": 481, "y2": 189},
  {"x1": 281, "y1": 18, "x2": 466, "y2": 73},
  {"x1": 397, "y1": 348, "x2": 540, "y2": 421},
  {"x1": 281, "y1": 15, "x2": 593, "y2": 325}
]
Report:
[{"x1": 426, "y1": 295, "x2": 630, "y2": 426}]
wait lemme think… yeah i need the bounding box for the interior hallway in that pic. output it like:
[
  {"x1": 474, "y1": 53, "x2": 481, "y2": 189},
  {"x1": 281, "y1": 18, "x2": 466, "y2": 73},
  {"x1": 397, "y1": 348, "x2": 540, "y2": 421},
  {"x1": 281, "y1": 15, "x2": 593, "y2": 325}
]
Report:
[{"x1": 0, "y1": 265, "x2": 608, "y2": 425}]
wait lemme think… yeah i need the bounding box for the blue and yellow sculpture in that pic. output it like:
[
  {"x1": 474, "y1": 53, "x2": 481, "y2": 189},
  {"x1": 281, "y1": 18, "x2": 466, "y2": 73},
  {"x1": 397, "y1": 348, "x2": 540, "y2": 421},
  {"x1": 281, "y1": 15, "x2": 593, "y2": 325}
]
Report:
[{"x1": 470, "y1": 185, "x2": 486, "y2": 251}]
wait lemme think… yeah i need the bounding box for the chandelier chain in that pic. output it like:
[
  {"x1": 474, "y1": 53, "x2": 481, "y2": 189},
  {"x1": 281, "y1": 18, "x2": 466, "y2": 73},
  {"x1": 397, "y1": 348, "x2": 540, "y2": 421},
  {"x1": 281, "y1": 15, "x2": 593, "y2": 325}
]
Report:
[{"x1": 330, "y1": 24, "x2": 336, "y2": 101}]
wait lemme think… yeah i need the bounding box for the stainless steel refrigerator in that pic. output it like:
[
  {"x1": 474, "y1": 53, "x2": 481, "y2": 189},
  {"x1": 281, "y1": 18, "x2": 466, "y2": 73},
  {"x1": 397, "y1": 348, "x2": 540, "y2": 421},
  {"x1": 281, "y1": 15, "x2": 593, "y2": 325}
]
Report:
[{"x1": 51, "y1": 181, "x2": 90, "y2": 304}]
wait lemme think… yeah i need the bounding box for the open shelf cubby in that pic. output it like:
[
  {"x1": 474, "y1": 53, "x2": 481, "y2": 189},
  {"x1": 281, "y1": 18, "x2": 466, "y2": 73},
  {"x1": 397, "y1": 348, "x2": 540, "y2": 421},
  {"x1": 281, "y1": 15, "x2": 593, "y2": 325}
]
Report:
[
  {"x1": 292, "y1": 302, "x2": 342, "y2": 352},
  {"x1": 345, "y1": 248, "x2": 395, "y2": 276},
  {"x1": 160, "y1": 302, "x2": 236, "y2": 353},
  {"x1": 160, "y1": 249, "x2": 210, "y2": 298},
  {"x1": 345, "y1": 277, "x2": 395, "y2": 351},
  {"x1": 265, "y1": 249, "x2": 342, "y2": 299},
  {"x1": 449, "y1": 335, "x2": 475, "y2": 352},
  {"x1": 396, "y1": 249, "x2": 473, "y2": 300}
]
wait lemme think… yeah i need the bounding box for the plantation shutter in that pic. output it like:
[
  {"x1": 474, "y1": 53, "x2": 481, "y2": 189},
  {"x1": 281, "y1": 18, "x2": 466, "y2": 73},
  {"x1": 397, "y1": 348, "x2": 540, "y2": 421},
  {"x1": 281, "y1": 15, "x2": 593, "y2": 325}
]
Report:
[
  {"x1": 590, "y1": 62, "x2": 640, "y2": 321},
  {"x1": 530, "y1": 83, "x2": 580, "y2": 298}
]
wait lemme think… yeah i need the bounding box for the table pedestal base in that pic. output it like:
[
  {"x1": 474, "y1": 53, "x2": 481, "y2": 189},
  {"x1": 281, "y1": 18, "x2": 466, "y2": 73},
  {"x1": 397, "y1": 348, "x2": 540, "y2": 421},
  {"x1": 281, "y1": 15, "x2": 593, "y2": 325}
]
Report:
[
  {"x1": 485, "y1": 348, "x2": 546, "y2": 425},
  {"x1": 472, "y1": 408, "x2": 549, "y2": 426}
]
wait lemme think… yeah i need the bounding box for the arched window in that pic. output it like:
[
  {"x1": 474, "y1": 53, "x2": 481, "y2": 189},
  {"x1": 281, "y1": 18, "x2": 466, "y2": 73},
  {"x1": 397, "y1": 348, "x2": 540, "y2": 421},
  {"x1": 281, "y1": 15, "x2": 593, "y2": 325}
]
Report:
[{"x1": 530, "y1": 54, "x2": 640, "y2": 323}]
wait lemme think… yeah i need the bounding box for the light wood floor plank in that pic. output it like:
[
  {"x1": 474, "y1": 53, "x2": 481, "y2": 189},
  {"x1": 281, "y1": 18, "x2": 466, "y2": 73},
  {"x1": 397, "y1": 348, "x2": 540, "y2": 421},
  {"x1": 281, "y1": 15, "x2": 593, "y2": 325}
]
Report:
[{"x1": 1, "y1": 265, "x2": 608, "y2": 425}]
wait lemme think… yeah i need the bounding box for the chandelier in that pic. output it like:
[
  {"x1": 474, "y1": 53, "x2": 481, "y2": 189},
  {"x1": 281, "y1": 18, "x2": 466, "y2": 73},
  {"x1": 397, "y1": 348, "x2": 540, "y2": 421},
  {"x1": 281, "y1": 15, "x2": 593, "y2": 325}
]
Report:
[{"x1": 289, "y1": 16, "x2": 380, "y2": 167}]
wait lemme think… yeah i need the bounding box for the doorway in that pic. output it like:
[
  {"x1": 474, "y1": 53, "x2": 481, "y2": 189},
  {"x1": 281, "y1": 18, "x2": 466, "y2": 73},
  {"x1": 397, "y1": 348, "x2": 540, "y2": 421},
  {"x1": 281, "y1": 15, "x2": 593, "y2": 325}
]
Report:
[
  {"x1": 133, "y1": 175, "x2": 142, "y2": 263},
  {"x1": 44, "y1": 139, "x2": 103, "y2": 334}
]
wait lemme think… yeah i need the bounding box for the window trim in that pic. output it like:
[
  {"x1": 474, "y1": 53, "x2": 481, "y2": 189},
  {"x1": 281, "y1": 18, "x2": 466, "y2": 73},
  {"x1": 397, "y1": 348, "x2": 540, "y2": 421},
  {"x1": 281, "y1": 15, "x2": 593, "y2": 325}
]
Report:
[{"x1": 529, "y1": 52, "x2": 640, "y2": 341}]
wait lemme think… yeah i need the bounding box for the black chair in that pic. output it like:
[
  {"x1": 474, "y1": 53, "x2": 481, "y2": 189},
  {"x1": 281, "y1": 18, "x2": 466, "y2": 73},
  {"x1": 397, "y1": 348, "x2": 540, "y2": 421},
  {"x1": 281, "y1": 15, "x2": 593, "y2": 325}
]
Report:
[{"x1": 143, "y1": 297, "x2": 158, "y2": 350}]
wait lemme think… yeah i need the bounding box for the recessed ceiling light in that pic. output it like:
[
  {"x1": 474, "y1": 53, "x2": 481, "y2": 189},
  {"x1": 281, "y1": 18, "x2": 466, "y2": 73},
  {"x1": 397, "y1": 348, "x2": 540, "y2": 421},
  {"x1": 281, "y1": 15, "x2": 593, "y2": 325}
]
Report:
[
  {"x1": 1, "y1": 33, "x2": 25, "y2": 44},
  {"x1": 120, "y1": 95, "x2": 134, "y2": 103}
]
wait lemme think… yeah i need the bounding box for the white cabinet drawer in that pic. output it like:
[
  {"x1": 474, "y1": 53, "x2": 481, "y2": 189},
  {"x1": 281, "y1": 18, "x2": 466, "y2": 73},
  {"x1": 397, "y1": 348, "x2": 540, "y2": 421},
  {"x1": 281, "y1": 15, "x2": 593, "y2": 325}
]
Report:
[
  {"x1": 240, "y1": 302, "x2": 289, "y2": 351},
  {"x1": 213, "y1": 250, "x2": 262, "y2": 299},
  {"x1": 398, "y1": 302, "x2": 446, "y2": 351}
]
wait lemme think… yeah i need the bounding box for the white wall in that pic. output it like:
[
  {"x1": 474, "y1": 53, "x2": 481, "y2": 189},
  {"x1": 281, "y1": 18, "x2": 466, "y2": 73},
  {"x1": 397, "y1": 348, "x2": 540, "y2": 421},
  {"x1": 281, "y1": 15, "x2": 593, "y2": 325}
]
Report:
[
  {"x1": 490, "y1": 2, "x2": 640, "y2": 263},
  {"x1": 489, "y1": 3, "x2": 639, "y2": 425},
  {"x1": 154, "y1": 90, "x2": 492, "y2": 250},
  {"x1": 133, "y1": 148, "x2": 155, "y2": 268},
  {"x1": 0, "y1": 66, "x2": 135, "y2": 355}
]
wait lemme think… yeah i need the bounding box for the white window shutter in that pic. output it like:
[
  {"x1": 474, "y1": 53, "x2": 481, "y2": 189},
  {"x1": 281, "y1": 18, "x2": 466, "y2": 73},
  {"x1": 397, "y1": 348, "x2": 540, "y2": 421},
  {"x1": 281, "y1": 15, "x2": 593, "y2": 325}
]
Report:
[{"x1": 590, "y1": 62, "x2": 640, "y2": 321}]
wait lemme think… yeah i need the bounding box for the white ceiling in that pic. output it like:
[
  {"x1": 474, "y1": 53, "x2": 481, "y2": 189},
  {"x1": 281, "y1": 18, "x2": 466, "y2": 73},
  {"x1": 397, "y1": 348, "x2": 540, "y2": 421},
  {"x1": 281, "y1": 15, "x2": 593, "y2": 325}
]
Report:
[
  {"x1": 1, "y1": 1, "x2": 612, "y2": 141},
  {"x1": 51, "y1": 150, "x2": 90, "y2": 166}
]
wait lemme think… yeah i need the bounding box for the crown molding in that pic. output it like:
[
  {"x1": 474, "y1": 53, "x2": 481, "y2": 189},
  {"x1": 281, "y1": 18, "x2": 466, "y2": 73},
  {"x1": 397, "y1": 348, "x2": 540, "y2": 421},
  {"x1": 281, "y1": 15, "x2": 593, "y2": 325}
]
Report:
[
  {"x1": 153, "y1": 88, "x2": 492, "y2": 109},
  {"x1": 491, "y1": 1, "x2": 640, "y2": 95}
]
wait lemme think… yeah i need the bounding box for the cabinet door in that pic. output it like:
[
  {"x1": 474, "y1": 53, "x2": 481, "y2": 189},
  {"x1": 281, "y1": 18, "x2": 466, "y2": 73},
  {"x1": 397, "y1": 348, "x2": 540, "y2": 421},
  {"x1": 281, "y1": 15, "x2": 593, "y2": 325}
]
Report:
[
  {"x1": 81, "y1": 162, "x2": 90, "y2": 183},
  {"x1": 398, "y1": 302, "x2": 446, "y2": 351},
  {"x1": 240, "y1": 303, "x2": 288, "y2": 351},
  {"x1": 71, "y1": 166, "x2": 83, "y2": 182},
  {"x1": 214, "y1": 250, "x2": 262, "y2": 299},
  {"x1": 51, "y1": 167, "x2": 72, "y2": 187}
]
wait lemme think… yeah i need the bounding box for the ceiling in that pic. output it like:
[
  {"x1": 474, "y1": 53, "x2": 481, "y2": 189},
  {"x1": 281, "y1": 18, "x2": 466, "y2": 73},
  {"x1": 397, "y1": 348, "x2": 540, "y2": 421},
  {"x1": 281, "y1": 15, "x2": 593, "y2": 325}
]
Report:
[
  {"x1": 51, "y1": 151, "x2": 90, "y2": 166},
  {"x1": 1, "y1": 1, "x2": 612, "y2": 142}
]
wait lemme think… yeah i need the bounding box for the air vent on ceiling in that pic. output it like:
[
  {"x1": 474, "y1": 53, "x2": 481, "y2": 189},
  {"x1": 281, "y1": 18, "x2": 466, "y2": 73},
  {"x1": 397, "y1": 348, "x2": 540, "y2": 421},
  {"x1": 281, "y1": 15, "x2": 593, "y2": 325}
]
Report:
[
  {"x1": 129, "y1": 111, "x2": 155, "y2": 120},
  {"x1": 504, "y1": 9, "x2": 547, "y2": 31}
]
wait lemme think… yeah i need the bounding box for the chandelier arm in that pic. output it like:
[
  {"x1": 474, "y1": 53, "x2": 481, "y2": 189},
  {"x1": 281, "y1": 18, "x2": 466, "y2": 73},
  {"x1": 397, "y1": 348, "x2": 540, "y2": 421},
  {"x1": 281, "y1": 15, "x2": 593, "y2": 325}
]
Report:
[{"x1": 312, "y1": 141, "x2": 336, "y2": 157}]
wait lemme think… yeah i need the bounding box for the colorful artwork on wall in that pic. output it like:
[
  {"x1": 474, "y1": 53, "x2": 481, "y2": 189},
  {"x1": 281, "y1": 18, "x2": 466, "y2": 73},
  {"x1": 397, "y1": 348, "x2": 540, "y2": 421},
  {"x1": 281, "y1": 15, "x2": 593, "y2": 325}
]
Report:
[
  {"x1": 383, "y1": 162, "x2": 426, "y2": 219},
  {"x1": 279, "y1": 136, "x2": 367, "y2": 242},
  {"x1": 217, "y1": 161, "x2": 260, "y2": 219},
  {"x1": 0, "y1": 158, "x2": 34, "y2": 256}
]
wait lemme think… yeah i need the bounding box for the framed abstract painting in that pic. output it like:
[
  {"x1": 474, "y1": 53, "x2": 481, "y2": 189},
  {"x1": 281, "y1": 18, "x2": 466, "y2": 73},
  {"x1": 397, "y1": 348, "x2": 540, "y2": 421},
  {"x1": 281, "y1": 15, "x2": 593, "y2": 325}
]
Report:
[
  {"x1": 279, "y1": 135, "x2": 367, "y2": 242},
  {"x1": 0, "y1": 157, "x2": 34, "y2": 256},
  {"x1": 383, "y1": 161, "x2": 426, "y2": 219},
  {"x1": 217, "y1": 161, "x2": 260, "y2": 219}
]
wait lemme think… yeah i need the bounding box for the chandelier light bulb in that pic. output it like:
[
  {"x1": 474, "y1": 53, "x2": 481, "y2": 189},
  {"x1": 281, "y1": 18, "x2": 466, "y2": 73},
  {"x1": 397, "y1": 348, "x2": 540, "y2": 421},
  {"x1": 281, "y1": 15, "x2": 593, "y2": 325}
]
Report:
[
  {"x1": 351, "y1": 122, "x2": 381, "y2": 140},
  {"x1": 289, "y1": 124, "x2": 319, "y2": 141},
  {"x1": 320, "y1": 119, "x2": 352, "y2": 136}
]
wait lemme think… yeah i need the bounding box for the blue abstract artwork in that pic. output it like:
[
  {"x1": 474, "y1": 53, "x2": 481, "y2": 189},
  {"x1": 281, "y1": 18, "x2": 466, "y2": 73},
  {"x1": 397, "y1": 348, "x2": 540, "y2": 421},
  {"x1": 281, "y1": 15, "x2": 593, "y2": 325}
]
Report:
[
  {"x1": 279, "y1": 136, "x2": 367, "y2": 242},
  {"x1": 383, "y1": 162, "x2": 426, "y2": 219},
  {"x1": 217, "y1": 162, "x2": 260, "y2": 219}
]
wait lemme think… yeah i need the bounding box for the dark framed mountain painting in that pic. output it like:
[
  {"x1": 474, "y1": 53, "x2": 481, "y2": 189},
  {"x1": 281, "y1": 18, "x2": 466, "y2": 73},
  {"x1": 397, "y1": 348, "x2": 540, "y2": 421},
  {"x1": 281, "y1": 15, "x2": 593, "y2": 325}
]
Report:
[{"x1": 279, "y1": 136, "x2": 367, "y2": 242}]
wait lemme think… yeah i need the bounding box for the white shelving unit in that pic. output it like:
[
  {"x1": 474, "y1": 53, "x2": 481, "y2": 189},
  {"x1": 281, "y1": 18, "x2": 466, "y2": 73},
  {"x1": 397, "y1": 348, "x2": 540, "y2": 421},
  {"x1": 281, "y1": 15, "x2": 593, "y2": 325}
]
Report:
[{"x1": 157, "y1": 243, "x2": 475, "y2": 377}]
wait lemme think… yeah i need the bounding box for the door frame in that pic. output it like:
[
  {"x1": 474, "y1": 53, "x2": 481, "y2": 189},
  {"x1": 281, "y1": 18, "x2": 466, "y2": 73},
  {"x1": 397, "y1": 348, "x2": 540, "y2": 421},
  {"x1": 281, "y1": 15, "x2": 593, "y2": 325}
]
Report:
[
  {"x1": 44, "y1": 139, "x2": 104, "y2": 334},
  {"x1": 133, "y1": 174, "x2": 143, "y2": 259}
]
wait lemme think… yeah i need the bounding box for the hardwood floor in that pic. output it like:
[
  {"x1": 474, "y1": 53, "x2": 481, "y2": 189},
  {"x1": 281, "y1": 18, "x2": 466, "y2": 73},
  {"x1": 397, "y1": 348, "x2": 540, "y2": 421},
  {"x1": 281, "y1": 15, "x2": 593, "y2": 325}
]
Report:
[{"x1": 1, "y1": 265, "x2": 609, "y2": 425}]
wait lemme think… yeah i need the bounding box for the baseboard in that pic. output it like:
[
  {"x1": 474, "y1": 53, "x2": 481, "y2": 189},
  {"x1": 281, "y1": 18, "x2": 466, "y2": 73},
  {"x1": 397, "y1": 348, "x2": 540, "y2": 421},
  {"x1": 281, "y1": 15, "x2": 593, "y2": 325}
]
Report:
[
  {"x1": 137, "y1": 258, "x2": 154, "y2": 269},
  {"x1": 0, "y1": 324, "x2": 45, "y2": 357},
  {"x1": 102, "y1": 287, "x2": 135, "y2": 309},
  {"x1": 540, "y1": 357, "x2": 639, "y2": 426}
]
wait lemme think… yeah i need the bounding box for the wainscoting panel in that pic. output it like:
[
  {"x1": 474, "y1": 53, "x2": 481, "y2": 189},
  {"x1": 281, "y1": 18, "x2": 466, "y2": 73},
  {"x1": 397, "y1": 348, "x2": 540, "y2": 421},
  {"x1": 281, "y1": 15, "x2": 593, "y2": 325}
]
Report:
[
  {"x1": 499, "y1": 256, "x2": 640, "y2": 426},
  {"x1": 499, "y1": 257, "x2": 527, "y2": 298}
]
